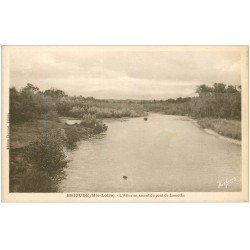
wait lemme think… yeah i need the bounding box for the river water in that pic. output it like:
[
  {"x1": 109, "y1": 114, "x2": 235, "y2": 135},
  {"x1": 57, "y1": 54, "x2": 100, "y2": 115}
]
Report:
[{"x1": 59, "y1": 113, "x2": 241, "y2": 192}]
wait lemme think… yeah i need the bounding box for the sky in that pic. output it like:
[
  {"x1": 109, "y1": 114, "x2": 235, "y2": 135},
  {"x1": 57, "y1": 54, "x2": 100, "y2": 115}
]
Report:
[{"x1": 9, "y1": 46, "x2": 241, "y2": 100}]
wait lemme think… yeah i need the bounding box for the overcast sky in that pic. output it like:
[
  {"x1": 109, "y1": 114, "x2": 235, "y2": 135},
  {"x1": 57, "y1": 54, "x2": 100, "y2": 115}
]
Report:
[{"x1": 9, "y1": 46, "x2": 241, "y2": 100}]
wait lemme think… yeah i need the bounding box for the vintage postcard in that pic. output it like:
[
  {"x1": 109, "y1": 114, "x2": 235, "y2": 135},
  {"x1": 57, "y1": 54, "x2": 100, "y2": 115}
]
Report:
[{"x1": 1, "y1": 46, "x2": 249, "y2": 202}]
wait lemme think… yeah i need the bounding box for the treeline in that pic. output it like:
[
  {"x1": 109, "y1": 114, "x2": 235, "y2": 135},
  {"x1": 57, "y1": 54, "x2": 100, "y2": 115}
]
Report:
[
  {"x1": 10, "y1": 83, "x2": 145, "y2": 124},
  {"x1": 10, "y1": 84, "x2": 60, "y2": 124},
  {"x1": 143, "y1": 83, "x2": 241, "y2": 120},
  {"x1": 57, "y1": 97, "x2": 145, "y2": 118},
  {"x1": 10, "y1": 82, "x2": 241, "y2": 128}
]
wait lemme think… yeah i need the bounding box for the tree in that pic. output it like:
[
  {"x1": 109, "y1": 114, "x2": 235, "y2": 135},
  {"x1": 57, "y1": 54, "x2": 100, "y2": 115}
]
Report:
[
  {"x1": 25, "y1": 129, "x2": 68, "y2": 178},
  {"x1": 226, "y1": 85, "x2": 238, "y2": 93},
  {"x1": 44, "y1": 88, "x2": 66, "y2": 99},
  {"x1": 10, "y1": 84, "x2": 60, "y2": 123},
  {"x1": 23, "y1": 83, "x2": 40, "y2": 93},
  {"x1": 10, "y1": 85, "x2": 41, "y2": 123},
  {"x1": 213, "y1": 83, "x2": 226, "y2": 93},
  {"x1": 196, "y1": 84, "x2": 213, "y2": 96}
]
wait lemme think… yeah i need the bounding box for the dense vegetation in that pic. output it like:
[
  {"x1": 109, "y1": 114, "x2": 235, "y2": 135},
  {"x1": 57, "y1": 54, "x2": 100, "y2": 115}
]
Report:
[
  {"x1": 143, "y1": 83, "x2": 241, "y2": 120},
  {"x1": 10, "y1": 83, "x2": 146, "y2": 124},
  {"x1": 142, "y1": 83, "x2": 241, "y2": 139},
  {"x1": 64, "y1": 115, "x2": 108, "y2": 149}
]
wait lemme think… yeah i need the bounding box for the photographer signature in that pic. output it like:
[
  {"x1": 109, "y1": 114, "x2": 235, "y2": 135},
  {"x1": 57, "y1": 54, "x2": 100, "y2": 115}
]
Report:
[{"x1": 217, "y1": 177, "x2": 236, "y2": 189}]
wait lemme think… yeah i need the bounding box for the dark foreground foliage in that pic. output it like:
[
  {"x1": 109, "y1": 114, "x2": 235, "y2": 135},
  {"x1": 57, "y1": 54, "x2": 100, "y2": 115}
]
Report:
[{"x1": 10, "y1": 129, "x2": 67, "y2": 192}]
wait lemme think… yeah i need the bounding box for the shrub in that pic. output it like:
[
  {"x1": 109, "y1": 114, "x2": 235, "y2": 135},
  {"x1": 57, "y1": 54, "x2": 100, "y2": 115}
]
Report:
[
  {"x1": 64, "y1": 125, "x2": 90, "y2": 149},
  {"x1": 10, "y1": 128, "x2": 68, "y2": 192},
  {"x1": 9, "y1": 148, "x2": 27, "y2": 192},
  {"x1": 80, "y1": 114, "x2": 98, "y2": 128},
  {"x1": 17, "y1": 169, "x2": 58, "y2": 192},
  {"x1": 12, "y1": 128, "x2": 69, "y2": 192},
  {"x1": 64, "y1": 125, "x2": 81, "y2": 149},
  {"x1": 25, "y1": 129, "x2": 68, "y2": 176},
  {"x1": 81, "y1": 114, "x2": 108, "y2": 133}
]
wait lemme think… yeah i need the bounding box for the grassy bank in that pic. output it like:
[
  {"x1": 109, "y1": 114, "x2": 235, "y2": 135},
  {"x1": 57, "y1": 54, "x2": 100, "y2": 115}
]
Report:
[
  {"x1": 10, "y1": 115, "x2": 107, "y2": 149},
  {"x1": 197, "y1": 118, "x2": 241, "y2": 140},
  {"x1": 10, "y1": 120, "x2": 64, "y2": 149}
]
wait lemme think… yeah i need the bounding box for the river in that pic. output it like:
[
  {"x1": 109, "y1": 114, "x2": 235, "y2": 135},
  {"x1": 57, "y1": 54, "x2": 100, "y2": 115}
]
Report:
[{"x1": 59, "y1": 113, "x2": 241, "y2": 192}]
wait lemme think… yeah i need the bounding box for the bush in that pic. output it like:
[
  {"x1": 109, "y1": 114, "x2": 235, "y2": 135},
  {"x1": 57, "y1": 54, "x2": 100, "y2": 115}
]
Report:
[
  {"x1": 64, "y1": 125, "x2": 90, "y2": 149},
  {"x1": 80, "y1": 114, "x2": 97, "y2": 128},
  {"x1": 25, "y1": 129, "x2": 68, "y2": 176},
  {"x1": 81, "y1": 114, "x2": 108, "y2": 133},
  {"x1": 9, "y1": 148, "x2": 27, "y2": 192},
  {"x1": 41, "y1": 110, "x2": 60, "y2": 122},
  {"x1": 64, "y1": 125, "x2": 81, "y2": 149},
  {"x1": 63, "y1": 116, "x2": 107, "y2": 150},
  {"x1": 9, "y1": 128, "x2": 69, "y2": 192},
  {"x1": 17, "y1": 169, "x2": 58, "y2": 192}
]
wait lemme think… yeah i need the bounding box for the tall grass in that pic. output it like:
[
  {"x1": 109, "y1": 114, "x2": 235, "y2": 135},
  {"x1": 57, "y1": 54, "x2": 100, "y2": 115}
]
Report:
[
  {"x1": 197, "y1": 118, "x2": 241, "y2": 140},
  {"x1": 68, "y1": 105, "x2": 146, "y2": 119}
]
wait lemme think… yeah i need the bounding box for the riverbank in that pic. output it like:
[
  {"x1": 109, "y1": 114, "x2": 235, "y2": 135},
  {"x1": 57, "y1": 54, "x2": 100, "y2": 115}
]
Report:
[
  {"x1": 10, "y1": 120, "x2": 64, "y2": 149},
  {"x1": 10, "y1": 116, "x2": 108, "y2": 149},
  {"x1": 197, "y1": 118, "x2": 241, "y2": 140},
  {"x1": 149, "y1": 112, "x2": 242, "y2": 141},
  {"x1": 9, "y1": 115, "x2": 108, "y2": 192}
]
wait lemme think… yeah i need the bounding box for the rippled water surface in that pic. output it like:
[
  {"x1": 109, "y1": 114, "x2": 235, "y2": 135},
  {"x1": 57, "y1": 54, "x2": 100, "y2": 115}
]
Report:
[{"x1": 60, "y1": 113, "x2": 241, "y2": 192}]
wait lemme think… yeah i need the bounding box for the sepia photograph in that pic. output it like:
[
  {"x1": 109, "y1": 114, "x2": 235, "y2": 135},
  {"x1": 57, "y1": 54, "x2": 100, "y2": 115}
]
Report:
[
  {"x1": 1, "y1": 46, "x2": 248, "y2": 202},
  {"x1": 2, "y1": 1, "x2": 250, "y2": 250}
]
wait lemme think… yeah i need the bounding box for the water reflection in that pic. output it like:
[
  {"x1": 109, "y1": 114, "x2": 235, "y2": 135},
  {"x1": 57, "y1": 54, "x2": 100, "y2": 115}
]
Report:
[{"x1": 60, "y1": 113, "x2": 241, "y2": 192}]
